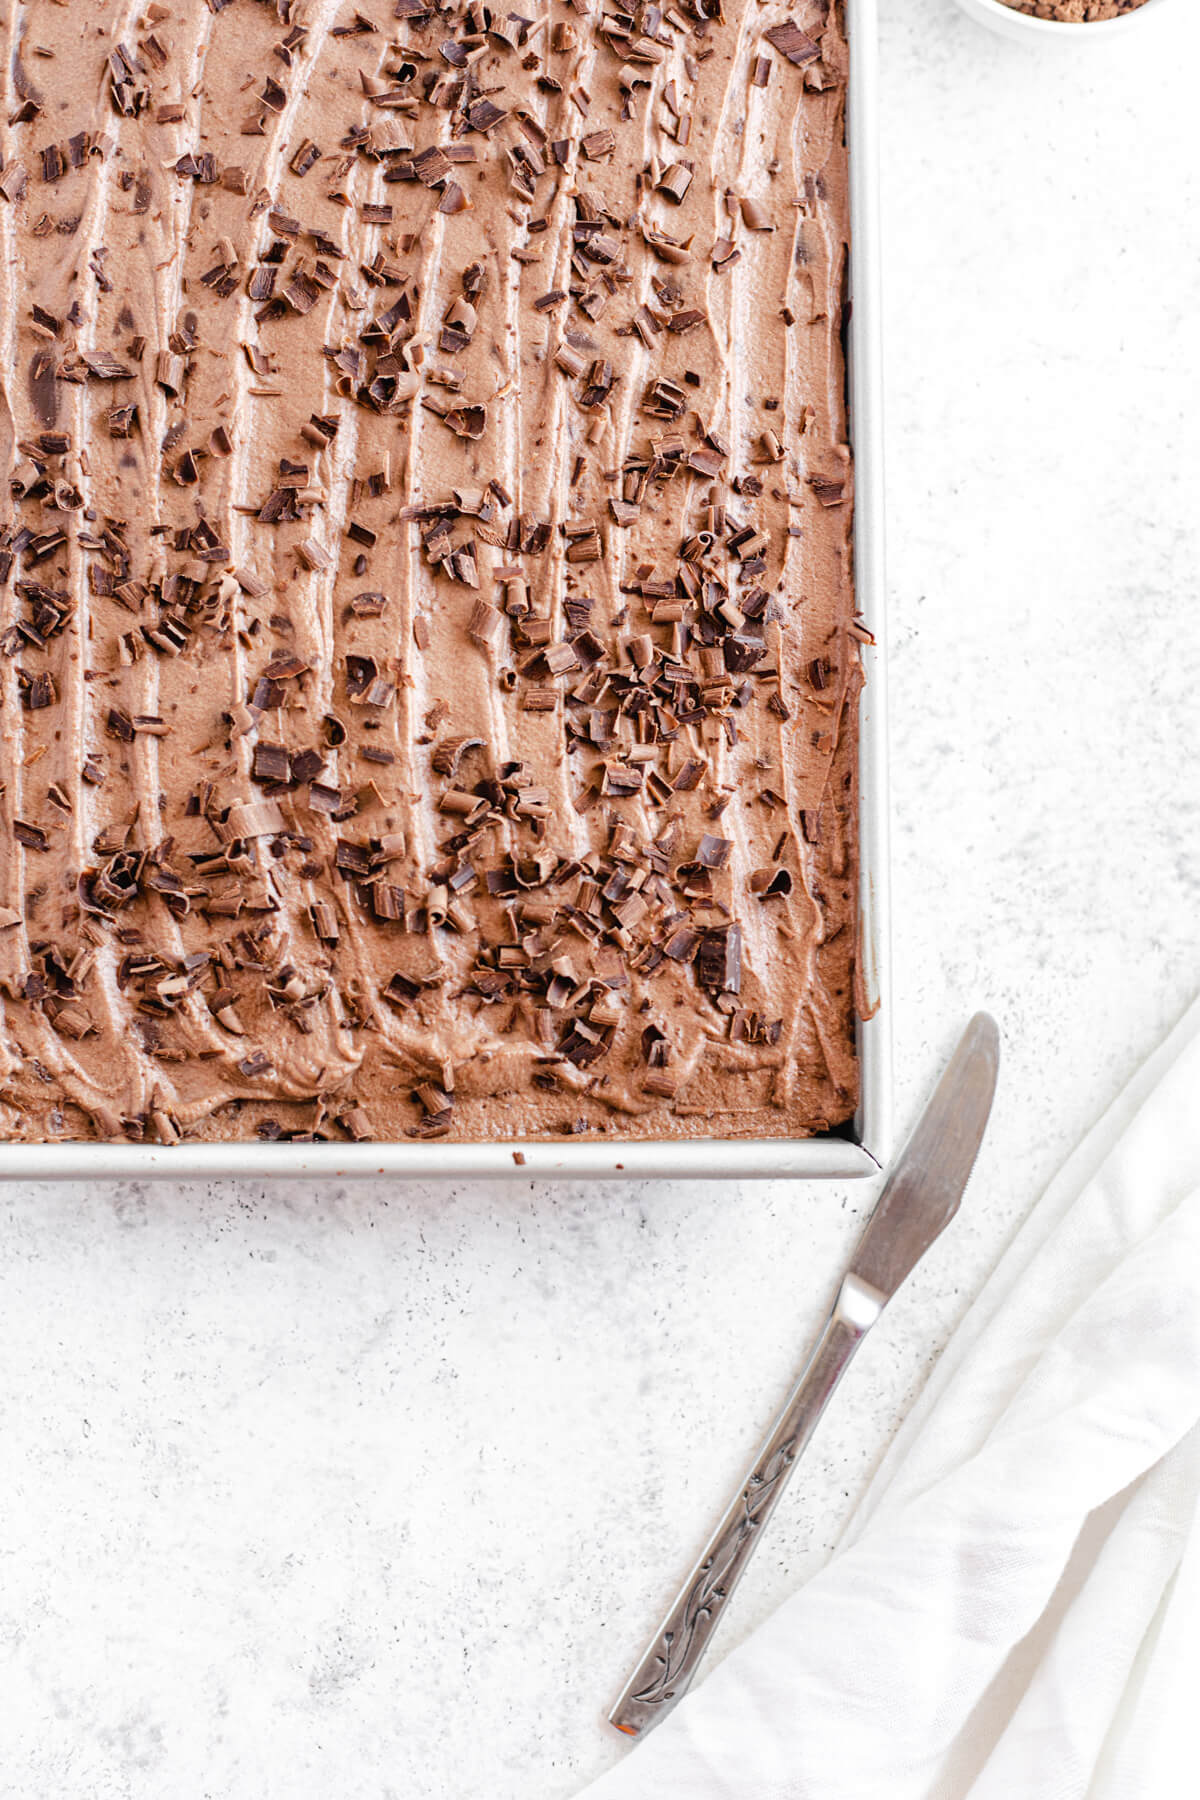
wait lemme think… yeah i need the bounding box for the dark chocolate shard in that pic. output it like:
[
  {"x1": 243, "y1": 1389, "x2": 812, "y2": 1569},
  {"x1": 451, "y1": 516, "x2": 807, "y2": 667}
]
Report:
[
  {"x1": 764, "y1": 21, "x2": 821, "y2": 67},
  {"x1": 696, "y1": 924, "x2": 742, "y2": 995}
]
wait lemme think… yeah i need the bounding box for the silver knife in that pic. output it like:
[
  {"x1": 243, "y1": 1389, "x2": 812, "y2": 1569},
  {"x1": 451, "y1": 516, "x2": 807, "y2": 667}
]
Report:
[{"x1": 608, "y1": 1011, "x2": 1000, "y2": 1740}]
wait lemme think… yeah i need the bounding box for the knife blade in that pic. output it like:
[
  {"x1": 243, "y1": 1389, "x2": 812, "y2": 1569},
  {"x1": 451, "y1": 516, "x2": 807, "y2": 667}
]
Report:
[
  {"x1": 850, "y1": 1010, "x2": 1000, "y2": 1300},
  {"x1": 608, "y1": 1012, "x2": 1000, "y2": 1740}
]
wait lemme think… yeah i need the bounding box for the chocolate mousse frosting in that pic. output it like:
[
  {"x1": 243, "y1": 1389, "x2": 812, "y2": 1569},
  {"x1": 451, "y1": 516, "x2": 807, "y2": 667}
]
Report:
[{"x1": 0, "y1": 0, "x2": 862, "y2": 1147}]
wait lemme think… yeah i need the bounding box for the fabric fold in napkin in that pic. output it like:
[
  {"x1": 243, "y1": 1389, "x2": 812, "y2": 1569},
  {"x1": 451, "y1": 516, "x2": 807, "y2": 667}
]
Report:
[{"x1": 584, "y1": 999, "x2": 1200, "y2": 1800}]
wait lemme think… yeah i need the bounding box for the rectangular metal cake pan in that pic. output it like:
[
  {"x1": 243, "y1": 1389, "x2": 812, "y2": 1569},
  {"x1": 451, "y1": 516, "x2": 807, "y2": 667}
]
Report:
[{"x1": 0, "y1": 0, "x2": 889, "y2": 1184}]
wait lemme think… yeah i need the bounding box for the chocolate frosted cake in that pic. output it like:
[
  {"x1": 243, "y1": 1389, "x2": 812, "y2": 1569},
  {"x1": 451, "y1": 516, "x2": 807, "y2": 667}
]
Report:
[{"x1": 0, "y1": 0, "x2": 862, "y2": 1147}]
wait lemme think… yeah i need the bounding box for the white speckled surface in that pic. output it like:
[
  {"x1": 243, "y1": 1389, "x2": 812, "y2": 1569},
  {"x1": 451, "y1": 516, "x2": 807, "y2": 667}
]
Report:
[{"x1": 3, "y1": 3, "x2": 1200, "y2": 1795}]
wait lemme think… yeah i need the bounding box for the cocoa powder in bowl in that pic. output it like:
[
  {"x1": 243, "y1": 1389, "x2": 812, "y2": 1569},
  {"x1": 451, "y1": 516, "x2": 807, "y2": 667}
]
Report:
[{"x1": 999, "y1": 0, "x2": 1149, "y2": 18}]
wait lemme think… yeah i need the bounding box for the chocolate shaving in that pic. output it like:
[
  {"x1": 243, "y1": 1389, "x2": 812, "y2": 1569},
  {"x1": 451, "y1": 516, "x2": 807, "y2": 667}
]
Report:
[
  {"x1": 252, "y1": 743, "x2": 292, "y2": 784},
  {"x1": 696, "y1": 924, "x2": 742, "y2": 995},
  {"x1": 809, "y1": 473, "x2": 847, "y2": 507},
  {"x1": 696, "y1": 834, "x2": 733, "y2": 870},
  {"x1": 750, "y1": 866, "x2": 793, "y2": 898},
  {"x1": 657, "y1": 163, "x2": 693, "y2": 204},
  {"x1": 764, "y1": 21, "x2": 821, "y2": 67}
]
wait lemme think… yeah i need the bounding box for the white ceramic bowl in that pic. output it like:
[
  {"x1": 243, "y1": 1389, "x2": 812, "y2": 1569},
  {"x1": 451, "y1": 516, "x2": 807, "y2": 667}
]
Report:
[{"x1": 952, "y1": 0, "x2": 1173, "y2": 42}]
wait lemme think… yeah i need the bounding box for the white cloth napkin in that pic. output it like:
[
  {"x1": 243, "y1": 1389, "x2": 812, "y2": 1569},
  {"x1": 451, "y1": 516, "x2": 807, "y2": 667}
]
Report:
[{"x1": 584, "y1": 1001, "x2": 1200, "y2": 1800}]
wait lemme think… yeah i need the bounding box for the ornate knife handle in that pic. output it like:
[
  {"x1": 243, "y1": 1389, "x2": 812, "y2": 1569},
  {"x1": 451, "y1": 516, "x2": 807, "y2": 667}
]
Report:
[{"x1": 609, "y1": 1271, "x2": 886, "y2": 1739}]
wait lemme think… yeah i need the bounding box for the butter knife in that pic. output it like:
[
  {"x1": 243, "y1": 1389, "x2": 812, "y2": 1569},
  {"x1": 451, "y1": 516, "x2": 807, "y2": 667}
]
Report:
[{"x1": 609, "y1": 1011, "x2": 1000, "y2": 1739}]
